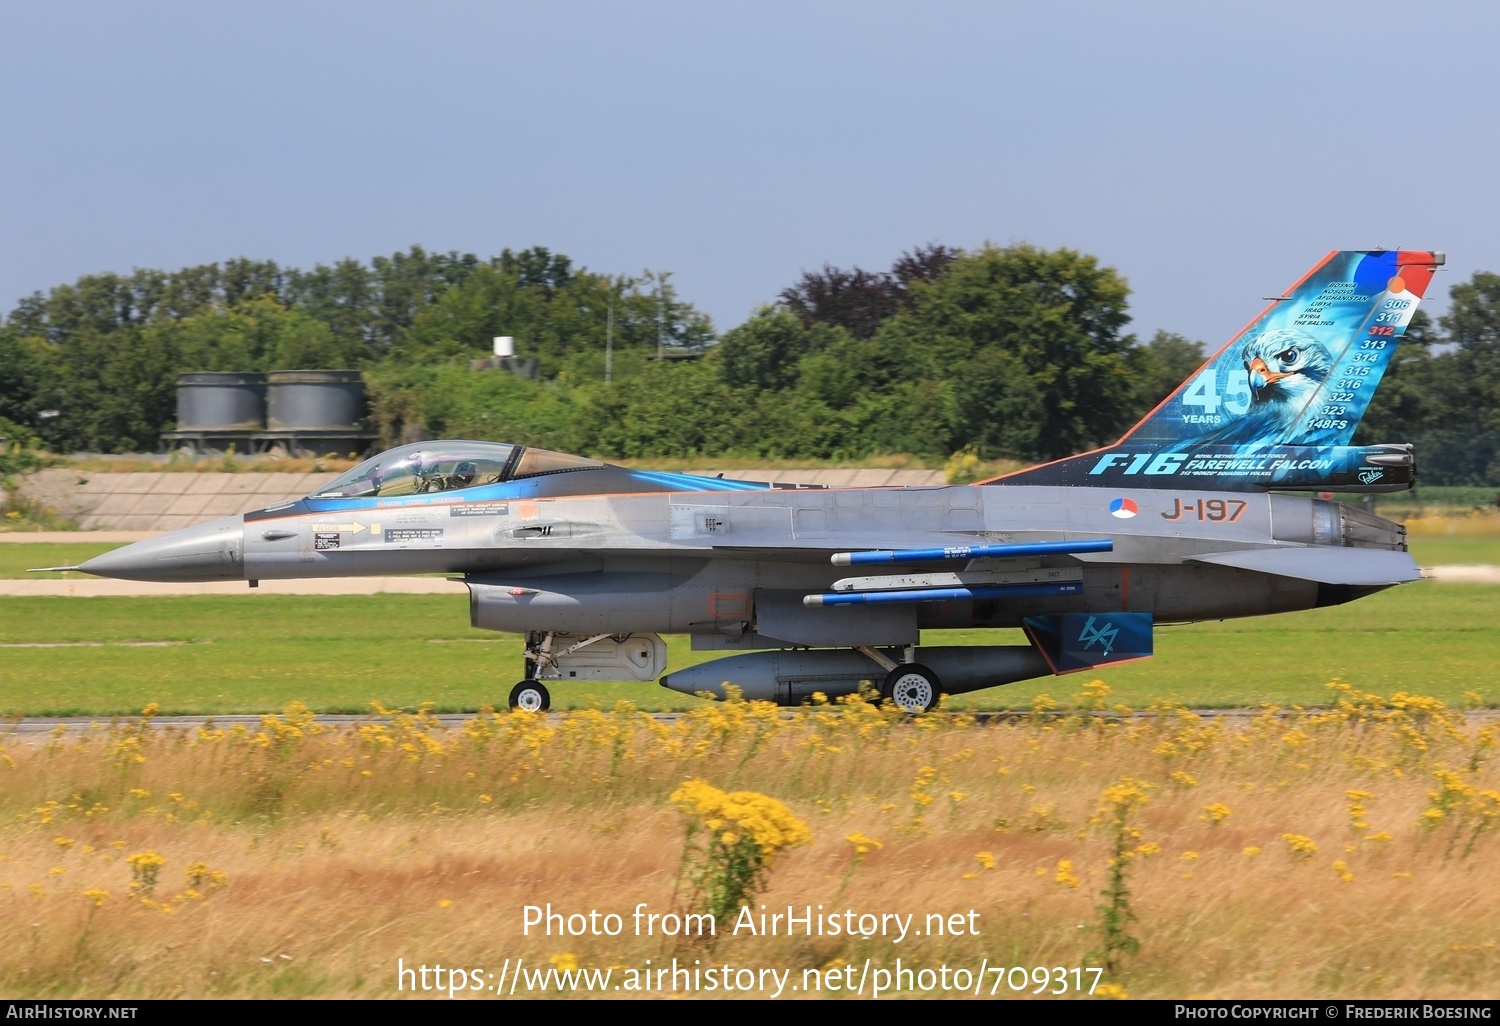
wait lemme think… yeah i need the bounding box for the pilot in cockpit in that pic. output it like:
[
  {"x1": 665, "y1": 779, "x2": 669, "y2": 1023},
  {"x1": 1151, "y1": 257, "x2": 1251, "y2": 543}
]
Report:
[{"x1": 449, "y1": 460, "x2": 478, "y2": 490}]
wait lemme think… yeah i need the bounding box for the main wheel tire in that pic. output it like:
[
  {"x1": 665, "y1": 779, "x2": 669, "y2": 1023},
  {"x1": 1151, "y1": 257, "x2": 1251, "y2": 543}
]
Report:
[
  {"x1": 508, "y1": 680, "x2": 551, "y2": 712},
  {"x1": 881, "y1": 663, "x2": 940, "y2": 712}
]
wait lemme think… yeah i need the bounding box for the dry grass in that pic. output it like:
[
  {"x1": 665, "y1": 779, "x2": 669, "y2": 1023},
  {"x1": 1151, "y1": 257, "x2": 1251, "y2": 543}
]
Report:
[
  {"x1": 1404, "y1": 509, "x2": 1500, "y2": 537},
  {"x1": 56, "y1": 454, "x2": 364, "y2": 474},
  {"x1": 1, "y1": 686, "x2": 1497, "y2": 999}
]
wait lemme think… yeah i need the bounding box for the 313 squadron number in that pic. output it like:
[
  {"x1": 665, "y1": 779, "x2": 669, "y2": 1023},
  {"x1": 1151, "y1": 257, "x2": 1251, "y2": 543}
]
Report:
[{"x1": 1161, "y1": 498, "x2": 1247, "y2": 522}]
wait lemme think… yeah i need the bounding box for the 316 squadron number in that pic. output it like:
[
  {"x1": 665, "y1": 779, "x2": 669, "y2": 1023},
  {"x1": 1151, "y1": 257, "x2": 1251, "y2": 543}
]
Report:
[{"x1": 1162, "y1": 498, "x2": 1247, "y2": 522}]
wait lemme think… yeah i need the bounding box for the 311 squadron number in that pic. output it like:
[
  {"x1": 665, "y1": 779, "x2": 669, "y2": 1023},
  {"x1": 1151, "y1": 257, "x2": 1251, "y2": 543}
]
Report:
[{"x1": 1161, "y1": 498, "x2": 1247, "y2": 522}]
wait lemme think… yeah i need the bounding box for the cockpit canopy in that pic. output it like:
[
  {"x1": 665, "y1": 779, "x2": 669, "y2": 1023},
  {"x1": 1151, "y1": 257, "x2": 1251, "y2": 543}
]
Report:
[{"x1": 312, "y1": 441, "x2": 606, "y2": 498}]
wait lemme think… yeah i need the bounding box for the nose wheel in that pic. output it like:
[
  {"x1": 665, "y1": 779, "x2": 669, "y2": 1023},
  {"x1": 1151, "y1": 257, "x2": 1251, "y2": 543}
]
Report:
[{"x1": 508, "y1": 680, "x2": 551, "y2": 712}]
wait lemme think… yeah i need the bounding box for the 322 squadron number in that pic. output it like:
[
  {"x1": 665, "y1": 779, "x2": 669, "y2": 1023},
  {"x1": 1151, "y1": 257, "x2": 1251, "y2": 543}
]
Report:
[{"x1": 1161, "y1": 498, "x2": 1247, "y2": 522}]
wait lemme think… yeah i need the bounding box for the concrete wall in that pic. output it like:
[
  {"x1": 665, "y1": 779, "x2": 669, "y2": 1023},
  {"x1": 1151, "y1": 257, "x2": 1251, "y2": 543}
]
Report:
[{"x1": 14, "y1": 467, "x2": 948, "y2": 532}]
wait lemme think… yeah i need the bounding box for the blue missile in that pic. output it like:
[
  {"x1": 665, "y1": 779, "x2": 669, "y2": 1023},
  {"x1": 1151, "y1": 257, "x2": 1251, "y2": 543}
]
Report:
[
  {"x1": 830, "y1": 539, "x2": 1113, "y2": 567},
  {"x1": 804, "y1": 581, "x2": 1083, "y2": 607}
]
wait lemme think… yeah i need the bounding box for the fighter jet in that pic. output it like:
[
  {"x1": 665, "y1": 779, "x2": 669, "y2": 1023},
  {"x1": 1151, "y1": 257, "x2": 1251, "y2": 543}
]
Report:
[{"x1": 52, "y1": 250, "x2": 1443, "y2": 712}]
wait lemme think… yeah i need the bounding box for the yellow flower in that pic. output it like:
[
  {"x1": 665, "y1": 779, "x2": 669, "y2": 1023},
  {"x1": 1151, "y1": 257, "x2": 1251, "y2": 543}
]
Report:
[
  {"x1": 1200, "y1": 803, "x2": 1231, "y2": 826},
  {"x1": 126, "y1": 850, "x2": 166, "y2": 891},
  {"x1": 1242, "y1": 846, "x2": 1262, "y2": 857},
  {"x1": 81, "y1": 889, "x2": 109, "y2": 907},
  {"x1": 1054, "y1": 859, "x2": 1080, "y2": 888},
  {"x1": 670, "y1": 780, "x2": 810, "y2": 859},
  {"x1": 549, "y1": 953, "x2": 579, "y2": 973},
  {"x1": 845, "y1": 832, "x2": 882, "y2": 855},
  {"x1": 1094, "y1": 982, "x2": 1128, "y2": 1000},
  {"x1": 975, "y1": 851, "x2": 997, "y2": 872},
  {"x1": 1179, "y1": 850, "x2": 1200, "y2": 861},
  {"x1": 1281, "y1": 834, "x2": 1318, "y2": 860},
  {"x1": 184, "y1": 863, "x2": 228, "y2": 889},
  {"x1": 1170, "y1": 770, "x2": 1198, "y2": 789}
]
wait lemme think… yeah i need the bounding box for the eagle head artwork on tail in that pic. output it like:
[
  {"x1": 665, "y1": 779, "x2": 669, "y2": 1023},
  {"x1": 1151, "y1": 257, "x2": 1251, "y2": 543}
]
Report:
[
  {"x1": 1243, "y1": 328, "x2": 1333, "y2": 405},
  {"x1": 1214, "y1": 327, "x2": 1335, "y2": 444}
]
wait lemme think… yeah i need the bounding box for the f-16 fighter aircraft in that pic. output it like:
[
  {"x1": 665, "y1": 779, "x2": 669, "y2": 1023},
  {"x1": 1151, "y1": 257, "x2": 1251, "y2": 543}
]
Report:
[{"x1": 56, "y1": 250, "x2": 1444, "y2": 712}]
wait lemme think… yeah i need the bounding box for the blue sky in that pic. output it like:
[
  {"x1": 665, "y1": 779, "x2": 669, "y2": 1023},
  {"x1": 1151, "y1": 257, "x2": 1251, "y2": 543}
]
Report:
[{"x1": 3, "y1": 2, "x2": 1494, "y2": 348}]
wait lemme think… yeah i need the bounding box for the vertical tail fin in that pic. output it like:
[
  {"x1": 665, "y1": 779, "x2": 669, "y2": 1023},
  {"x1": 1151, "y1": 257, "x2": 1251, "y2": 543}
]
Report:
[
  {"x1": 990, "y1": 250, "x2": 1445, "y2": 492},
  {"x1": 1122, "y1": 250, "x2": 1443, "y2": 448}
]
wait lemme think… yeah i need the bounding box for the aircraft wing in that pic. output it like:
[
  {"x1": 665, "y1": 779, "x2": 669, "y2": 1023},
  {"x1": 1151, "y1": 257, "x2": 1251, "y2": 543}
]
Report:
[{"x1": 1185, "y1": 546, "x2": 1421, "y2": 586}]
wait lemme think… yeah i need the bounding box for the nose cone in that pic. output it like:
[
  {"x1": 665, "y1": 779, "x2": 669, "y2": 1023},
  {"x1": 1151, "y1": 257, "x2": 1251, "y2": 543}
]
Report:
[{"x1": 79, "y1": 515, "x2": 245, "y2": 582}]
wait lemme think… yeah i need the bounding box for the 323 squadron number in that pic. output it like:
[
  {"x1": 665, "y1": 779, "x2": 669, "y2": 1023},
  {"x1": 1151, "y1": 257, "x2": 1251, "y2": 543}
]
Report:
[{"x1": 1161, "y1": 498, "x2": 1247, "y2": 522}]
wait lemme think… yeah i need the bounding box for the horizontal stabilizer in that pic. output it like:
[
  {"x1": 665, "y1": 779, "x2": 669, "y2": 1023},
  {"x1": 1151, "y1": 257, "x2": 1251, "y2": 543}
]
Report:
[
  {"x1": 1186, "y1": 547, "x2": 1421, "y2": 585},
  {"x1": 1024, "y1": 612, "x2": 1154, "y2": 675},
  {"x1": 832, "y1": 539, "x2": 1112, "y2": 566}
]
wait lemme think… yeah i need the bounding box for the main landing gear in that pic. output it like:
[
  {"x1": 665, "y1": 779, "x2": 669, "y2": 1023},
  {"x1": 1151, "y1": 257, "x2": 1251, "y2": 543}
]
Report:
[
  {"x1": 882, "y1": 663, "x2": 940, "y2": 712},
  {"x1": 855, "y1": 645, "x2": 941, "y2": 712}
]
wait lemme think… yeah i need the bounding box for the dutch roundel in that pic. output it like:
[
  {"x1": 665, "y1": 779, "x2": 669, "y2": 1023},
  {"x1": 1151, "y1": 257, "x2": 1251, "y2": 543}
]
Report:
[{"x1": 1109, "y1": 498, "x2": 1138, "y2": 519}]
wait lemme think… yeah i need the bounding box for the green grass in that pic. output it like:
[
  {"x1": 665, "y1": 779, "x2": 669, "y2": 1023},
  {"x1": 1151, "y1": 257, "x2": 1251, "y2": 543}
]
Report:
[
  {"x1": 0, "y1": 582, "x2": 1494, "y2": 717},
  {"x1": 946, "y1": 581, "x2": 1499, "y2": 711},
  {"x1": 1404, "y1": 534, "x2": 1500, "y2": 565},
  {"x1": 0, "y1": 543, "x2": 119, "y2": 577}
]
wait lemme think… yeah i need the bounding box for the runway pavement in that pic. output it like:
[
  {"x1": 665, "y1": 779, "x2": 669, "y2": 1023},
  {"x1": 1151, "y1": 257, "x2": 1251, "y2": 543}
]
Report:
[{"x1": 0, "y1": 576, "x2": 463, "y2": 596}]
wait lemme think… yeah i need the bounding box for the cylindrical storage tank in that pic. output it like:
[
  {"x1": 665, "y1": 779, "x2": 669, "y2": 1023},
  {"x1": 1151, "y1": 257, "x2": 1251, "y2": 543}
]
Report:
[
  {"x1": 176, "y1": 372, "x2": 266, "y2": 430},
  {"x1": 266, "y1": 370, "x2": 366, "y2": 430}
]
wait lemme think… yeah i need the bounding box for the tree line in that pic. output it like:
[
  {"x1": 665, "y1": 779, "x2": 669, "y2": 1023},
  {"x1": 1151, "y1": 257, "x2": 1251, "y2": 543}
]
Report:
[{"x1": 0, "y1": 244, "x2": 1496, "y2": 483}]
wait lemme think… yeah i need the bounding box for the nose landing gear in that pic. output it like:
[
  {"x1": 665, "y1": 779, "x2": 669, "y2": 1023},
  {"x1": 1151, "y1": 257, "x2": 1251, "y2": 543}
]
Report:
[{"x1": 507, "y1": 680, "x2": 551, "y2": 712}]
